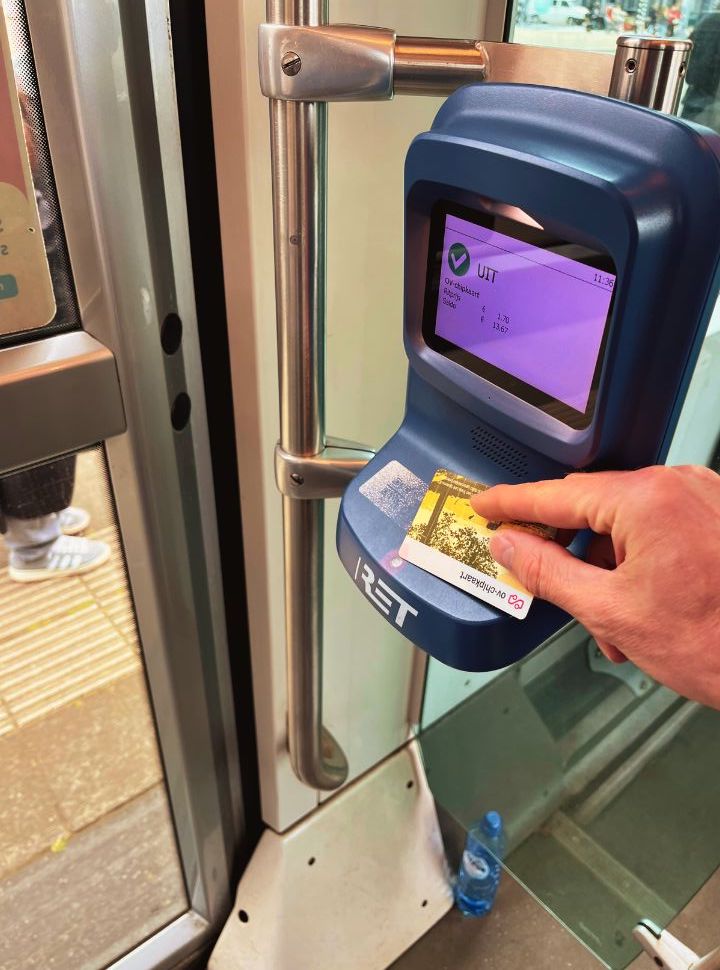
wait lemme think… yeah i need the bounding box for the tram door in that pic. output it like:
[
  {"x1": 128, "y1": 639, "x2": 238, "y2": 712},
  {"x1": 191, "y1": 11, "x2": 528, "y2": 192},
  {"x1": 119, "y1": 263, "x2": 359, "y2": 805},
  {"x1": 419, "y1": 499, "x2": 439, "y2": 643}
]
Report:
[{"x1": 1, "y1": 2, "x2": 256, "y2": 969}]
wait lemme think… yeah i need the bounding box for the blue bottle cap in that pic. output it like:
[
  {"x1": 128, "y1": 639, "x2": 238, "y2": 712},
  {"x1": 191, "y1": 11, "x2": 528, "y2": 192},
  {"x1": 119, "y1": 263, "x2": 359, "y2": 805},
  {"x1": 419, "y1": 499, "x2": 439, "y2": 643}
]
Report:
[{"x1": 481, "y1": 811, "x2": 503, "y2": 837}]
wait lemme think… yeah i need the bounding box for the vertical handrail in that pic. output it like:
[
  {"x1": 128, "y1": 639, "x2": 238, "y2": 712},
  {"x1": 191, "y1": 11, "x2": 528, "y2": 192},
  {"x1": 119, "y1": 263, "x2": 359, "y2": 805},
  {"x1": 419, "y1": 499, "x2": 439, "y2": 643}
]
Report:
[
  {"x1": 263, "y1": 17, "x2": 488, "y2": 794},
  {"x1": 266, "y1": 0, "x2": 348, "y2": 790}
]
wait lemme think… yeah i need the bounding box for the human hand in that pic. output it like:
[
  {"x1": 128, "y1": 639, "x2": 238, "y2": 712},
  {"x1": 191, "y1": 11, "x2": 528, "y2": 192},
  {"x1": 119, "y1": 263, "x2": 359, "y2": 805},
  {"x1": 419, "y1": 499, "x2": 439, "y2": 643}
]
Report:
[{"x1": 470, "y1": 465, "x2": 720, "y2": 709}]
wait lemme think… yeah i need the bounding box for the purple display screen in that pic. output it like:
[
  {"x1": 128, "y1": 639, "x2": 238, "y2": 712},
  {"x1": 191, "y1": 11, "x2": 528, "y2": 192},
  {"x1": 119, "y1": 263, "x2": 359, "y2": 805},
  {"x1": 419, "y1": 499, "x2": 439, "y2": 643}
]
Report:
[{"x1": 424, "y1": 206, "x2": 616, "y2": 425}]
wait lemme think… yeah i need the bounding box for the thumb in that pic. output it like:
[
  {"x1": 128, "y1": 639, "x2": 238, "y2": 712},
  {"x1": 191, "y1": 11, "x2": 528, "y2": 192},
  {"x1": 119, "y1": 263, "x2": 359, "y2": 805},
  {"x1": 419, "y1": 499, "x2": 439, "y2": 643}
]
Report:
[{"x1": 489, "y1": 530, "x2": 612, "y2": 620}]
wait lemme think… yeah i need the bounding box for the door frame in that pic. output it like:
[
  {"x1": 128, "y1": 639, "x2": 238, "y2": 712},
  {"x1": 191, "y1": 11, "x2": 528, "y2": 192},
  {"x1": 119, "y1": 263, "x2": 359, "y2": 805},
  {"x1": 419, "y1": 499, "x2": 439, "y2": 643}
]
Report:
[{"x1": 1, "y1": 0, "x2": 263, "y2": 964}]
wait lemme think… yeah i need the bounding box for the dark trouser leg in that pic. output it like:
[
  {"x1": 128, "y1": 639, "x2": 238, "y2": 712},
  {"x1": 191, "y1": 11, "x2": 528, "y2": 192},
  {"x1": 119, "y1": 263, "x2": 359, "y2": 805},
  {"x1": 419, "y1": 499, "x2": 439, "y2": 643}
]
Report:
[{"x1": 0, "y1": 454, "x2": 76, "y2": 529}]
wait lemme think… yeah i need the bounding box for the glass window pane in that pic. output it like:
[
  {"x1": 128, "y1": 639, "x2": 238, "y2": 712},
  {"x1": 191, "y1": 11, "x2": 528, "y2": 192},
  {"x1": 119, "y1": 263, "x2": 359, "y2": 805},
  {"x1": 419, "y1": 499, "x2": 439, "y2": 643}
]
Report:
[
  {"x1": 511, "y1": 4, "x2": 693, "y2": 51},
  {"x1": 510, "y1": 0, "x2": 720, "y2": 144},
  {"x1": 512, "y1": 12, "x2": 632, "y2": 52},
  {"x1": 0, "y1": 448, "x2": 187, "y2": 970},
  {"x1": 420, "y1": 623, "x2": 720, "y2": 968}
]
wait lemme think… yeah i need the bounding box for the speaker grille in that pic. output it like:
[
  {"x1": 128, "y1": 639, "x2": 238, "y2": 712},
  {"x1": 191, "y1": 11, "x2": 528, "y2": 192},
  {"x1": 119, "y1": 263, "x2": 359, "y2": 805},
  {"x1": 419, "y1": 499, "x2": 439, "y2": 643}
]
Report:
[{"x1": 470, "y1": 426, "x2": 529, "y2": 478}]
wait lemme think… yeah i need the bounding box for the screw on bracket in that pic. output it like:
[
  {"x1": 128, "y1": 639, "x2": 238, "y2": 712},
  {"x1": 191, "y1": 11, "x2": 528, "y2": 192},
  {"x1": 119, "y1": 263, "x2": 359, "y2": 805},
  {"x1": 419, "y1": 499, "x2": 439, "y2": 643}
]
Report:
[
  {"x1": 281, "y1": 51, "x2": 302, "y2": 76},
  {"x1": 290, "y1": 472, "x2": 304, "y2": 486}
]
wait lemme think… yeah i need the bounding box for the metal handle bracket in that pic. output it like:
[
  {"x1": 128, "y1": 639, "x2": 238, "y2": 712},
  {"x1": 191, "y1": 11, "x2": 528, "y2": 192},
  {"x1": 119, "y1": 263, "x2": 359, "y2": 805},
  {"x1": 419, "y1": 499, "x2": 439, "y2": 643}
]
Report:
[
  {"x1": 259, "y1": 23, "x2": 489, "y2": 102},
  {"x1": 275, "y1": 438, "x2": 375, "y2": 498},
  {"x1": 259, "y1": 23, "x2": 396, "y2": 101}
]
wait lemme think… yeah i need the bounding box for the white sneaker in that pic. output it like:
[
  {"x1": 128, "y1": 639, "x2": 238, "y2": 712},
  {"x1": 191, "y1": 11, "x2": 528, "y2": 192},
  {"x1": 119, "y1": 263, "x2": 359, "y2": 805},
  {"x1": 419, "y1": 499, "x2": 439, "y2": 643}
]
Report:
[
  {"x1": 58, "y1": 506, "x2": 91, "y2": 536},
  {"x1": 9, "y1": 535, "x2": 111, "y2": 583}
]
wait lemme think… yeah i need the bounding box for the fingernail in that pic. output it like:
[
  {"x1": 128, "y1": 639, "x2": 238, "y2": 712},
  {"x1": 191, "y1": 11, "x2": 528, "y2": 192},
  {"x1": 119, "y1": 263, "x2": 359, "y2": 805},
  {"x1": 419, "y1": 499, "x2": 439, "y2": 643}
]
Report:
[{"x1": 490, "y1": 533, "x2": 515, "y2": 569}]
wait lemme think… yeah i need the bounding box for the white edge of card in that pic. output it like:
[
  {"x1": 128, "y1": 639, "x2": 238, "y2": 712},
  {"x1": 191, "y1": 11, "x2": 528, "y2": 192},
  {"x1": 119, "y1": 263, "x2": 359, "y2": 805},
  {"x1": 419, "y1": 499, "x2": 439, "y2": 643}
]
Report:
[{"x1": 398, "y1": 535, "x2": 530, "y2": 620}]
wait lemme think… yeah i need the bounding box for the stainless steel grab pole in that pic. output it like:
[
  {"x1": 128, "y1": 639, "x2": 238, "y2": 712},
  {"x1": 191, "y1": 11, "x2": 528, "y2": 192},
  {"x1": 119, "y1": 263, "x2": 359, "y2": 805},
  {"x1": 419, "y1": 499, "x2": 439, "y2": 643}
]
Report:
[
  {"x1": 263, "y1": 21, "x2": 501, "y2": 792},
  {"x1": 267, "y1": 0, "x2": 348, "y2": 790}
]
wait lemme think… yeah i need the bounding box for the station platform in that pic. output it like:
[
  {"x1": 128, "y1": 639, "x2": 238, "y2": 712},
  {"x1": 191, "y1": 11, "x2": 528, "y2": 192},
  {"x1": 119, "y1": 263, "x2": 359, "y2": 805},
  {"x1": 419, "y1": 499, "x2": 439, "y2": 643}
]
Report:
[{"x1": 0, "y1": 452, "x2": 185, "y2": 970}]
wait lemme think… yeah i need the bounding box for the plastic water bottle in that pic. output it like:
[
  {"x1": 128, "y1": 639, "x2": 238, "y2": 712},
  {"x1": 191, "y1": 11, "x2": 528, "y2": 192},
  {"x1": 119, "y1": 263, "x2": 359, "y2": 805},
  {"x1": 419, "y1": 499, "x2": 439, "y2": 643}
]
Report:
[{"x1": 454, "y1": 810, "x2": 506, "y2": 917}]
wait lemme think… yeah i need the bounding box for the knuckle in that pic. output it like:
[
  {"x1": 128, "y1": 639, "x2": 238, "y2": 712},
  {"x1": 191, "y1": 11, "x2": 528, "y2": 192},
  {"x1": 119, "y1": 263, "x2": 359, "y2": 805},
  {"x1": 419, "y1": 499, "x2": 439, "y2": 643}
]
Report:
[
  {"x1": 676, "y1": 463, "x2": 718, "y2": 483},
  {"x1": 634, "y1": 464, "x2": 666, "y2": 490},
  {"x1": 633, "y1": 465, "x2": 661, "y2": 480},
  {"x1": 632, "y1": 465, "x2": 683, "y2": 513},
  {"x1": 564, "y1": 472, "x2": 587, "y2": 488}
]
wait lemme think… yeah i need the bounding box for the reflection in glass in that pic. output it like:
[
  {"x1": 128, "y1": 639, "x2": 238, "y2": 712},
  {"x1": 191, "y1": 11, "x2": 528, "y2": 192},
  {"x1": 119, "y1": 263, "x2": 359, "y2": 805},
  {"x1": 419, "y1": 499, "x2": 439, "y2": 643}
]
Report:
[
  {"x1": 420, "y1": 625, "x2": 720, "y2": 969},
  {"x1": 681, "y1": 11, "x2": 720, "y2": 131},
  {"x1": 511, "y1": 0, "x2": 720, "y2": 138},
  {"x1": 0, "y1": 448, "x2": 187, "y2": 970}
]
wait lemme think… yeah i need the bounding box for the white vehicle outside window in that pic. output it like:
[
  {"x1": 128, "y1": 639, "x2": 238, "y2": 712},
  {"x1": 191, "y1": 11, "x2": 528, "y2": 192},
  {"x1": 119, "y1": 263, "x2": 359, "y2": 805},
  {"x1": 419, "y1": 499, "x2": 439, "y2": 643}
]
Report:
[{"x1": 545, "y1": 0, "x2": 588, "y2": 24}]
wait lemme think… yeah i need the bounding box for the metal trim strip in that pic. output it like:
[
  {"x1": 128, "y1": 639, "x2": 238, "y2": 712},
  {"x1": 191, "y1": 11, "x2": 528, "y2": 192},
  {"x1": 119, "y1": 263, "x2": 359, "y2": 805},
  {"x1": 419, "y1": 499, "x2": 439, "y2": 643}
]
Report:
[{"x1": 0, "y1": 331, "x2": 125, "y2": 475}]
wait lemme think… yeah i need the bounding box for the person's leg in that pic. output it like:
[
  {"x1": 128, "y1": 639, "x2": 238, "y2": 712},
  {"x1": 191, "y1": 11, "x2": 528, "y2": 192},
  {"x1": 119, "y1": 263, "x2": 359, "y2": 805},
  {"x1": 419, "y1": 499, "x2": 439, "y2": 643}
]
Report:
[
  {"x1": 5, "y1": 516, "x2": 110, "y2": 582},
  {"x1": 1, "y1": 457, "x2": 109, "y2": 582},
  {"x1": 4, "y1": 513, "x2": 61, "y2": 562},
  {"x1": 0, "y1": 456, "x2": 77, "y2": 520}
]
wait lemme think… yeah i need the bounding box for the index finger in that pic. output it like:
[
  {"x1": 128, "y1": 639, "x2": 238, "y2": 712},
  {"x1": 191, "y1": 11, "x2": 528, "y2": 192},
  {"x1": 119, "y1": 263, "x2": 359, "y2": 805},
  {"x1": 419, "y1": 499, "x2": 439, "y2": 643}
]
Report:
[{"x1": 470, "y1": 471, "x2": 632, "y2": 533}]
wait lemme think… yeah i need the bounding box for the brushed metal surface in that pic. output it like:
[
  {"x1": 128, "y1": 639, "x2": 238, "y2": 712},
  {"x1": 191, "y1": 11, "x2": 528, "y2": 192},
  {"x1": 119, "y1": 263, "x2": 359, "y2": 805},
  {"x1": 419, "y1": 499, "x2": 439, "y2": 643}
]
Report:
[
  {"x1": 484, "y1": 40, "x2": 613, "y2": 94},
  {"x1": 394, "y1": 36, "x2": 488, "y2": 95},
  {"x1": 210, "y1": 742, "x2": 451, "y2": 970},
  {"x1": 259, "y1": 23, "x2": 394, "y2": 101},
  {"x1": 610, "y1": 36, "x2": 691, "y2": 113},
  {"x1": 0, "y1": 332, "x2": 124, "y2": 476},
  {"x1": 266, "y1": 0, "x2": 350, "y2": 791}
]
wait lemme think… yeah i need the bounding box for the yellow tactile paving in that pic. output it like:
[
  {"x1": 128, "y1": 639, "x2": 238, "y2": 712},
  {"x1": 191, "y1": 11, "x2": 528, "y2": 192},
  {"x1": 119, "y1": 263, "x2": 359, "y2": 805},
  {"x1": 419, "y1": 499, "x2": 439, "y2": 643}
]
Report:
[
  {"x1": 0, "y1": 525, "x2": 141, "y2": 732},
  {"x1": 0, "y1": 698, "x2": 13, "y2": 737}
]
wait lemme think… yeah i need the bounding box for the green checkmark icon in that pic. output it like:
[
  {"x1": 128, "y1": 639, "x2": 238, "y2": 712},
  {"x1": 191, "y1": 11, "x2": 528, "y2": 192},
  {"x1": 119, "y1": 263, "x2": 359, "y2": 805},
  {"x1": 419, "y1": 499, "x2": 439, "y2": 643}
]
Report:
[{"x1": 448, "y1": 242, "x2": 470, "y2": 276}]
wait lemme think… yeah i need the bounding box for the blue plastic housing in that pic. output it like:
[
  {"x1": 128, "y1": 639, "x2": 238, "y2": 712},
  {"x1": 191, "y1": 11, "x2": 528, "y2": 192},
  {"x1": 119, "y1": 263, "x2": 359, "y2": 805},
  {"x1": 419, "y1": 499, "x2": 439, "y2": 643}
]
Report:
[{"x1": 337, "y1": 84, "x2": 720, "y2": 672}]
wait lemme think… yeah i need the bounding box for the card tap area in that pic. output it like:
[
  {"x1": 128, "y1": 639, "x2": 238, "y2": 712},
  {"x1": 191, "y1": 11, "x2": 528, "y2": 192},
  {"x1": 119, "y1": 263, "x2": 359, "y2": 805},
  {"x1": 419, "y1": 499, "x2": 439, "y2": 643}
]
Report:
[{"x1": 337, "y1": 83, "x2": 720, "y2": 672}]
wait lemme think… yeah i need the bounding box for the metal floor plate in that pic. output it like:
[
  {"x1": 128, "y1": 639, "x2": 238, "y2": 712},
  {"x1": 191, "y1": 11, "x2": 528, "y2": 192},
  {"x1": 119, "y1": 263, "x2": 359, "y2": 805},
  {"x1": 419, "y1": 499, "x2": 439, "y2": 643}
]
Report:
[{"x1": 210, "y1": 742, "x2": 453, "y2": 970}]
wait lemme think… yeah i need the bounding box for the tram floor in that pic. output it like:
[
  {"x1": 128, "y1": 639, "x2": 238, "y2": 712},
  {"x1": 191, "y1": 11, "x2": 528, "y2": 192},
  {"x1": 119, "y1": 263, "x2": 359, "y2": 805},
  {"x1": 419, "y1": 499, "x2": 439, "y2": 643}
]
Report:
[
  {"x1": 391, "y1": 865, "x2": 603, "y2": 969},
  {"x1": 0, "y1": 451, "x2": 186, "y2": 969},
  {"x1": 392, "y1": 865, "x2": 720, "y2": 970}
]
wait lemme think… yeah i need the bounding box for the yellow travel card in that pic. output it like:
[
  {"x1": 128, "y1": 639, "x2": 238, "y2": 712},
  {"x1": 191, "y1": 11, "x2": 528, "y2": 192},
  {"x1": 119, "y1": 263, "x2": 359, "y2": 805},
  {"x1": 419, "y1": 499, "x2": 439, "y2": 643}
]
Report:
[{"x1": 398, "y1": 469, "x2": 554, "y2": 620}]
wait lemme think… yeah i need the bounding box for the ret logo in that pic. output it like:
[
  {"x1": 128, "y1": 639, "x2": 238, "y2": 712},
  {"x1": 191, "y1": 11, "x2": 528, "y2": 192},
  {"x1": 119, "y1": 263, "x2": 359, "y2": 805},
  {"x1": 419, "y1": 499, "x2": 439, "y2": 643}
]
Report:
[{"x1": 354, "y1": 558, "x2": 418, "y2": 629}]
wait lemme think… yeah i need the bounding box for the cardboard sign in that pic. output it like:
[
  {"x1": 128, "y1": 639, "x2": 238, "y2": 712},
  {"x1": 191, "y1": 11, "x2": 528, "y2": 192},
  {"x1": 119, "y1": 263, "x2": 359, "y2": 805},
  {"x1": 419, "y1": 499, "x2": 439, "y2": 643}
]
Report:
[{"x1": 0, "y1": 8, "x2": 55, "y2": 335}]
